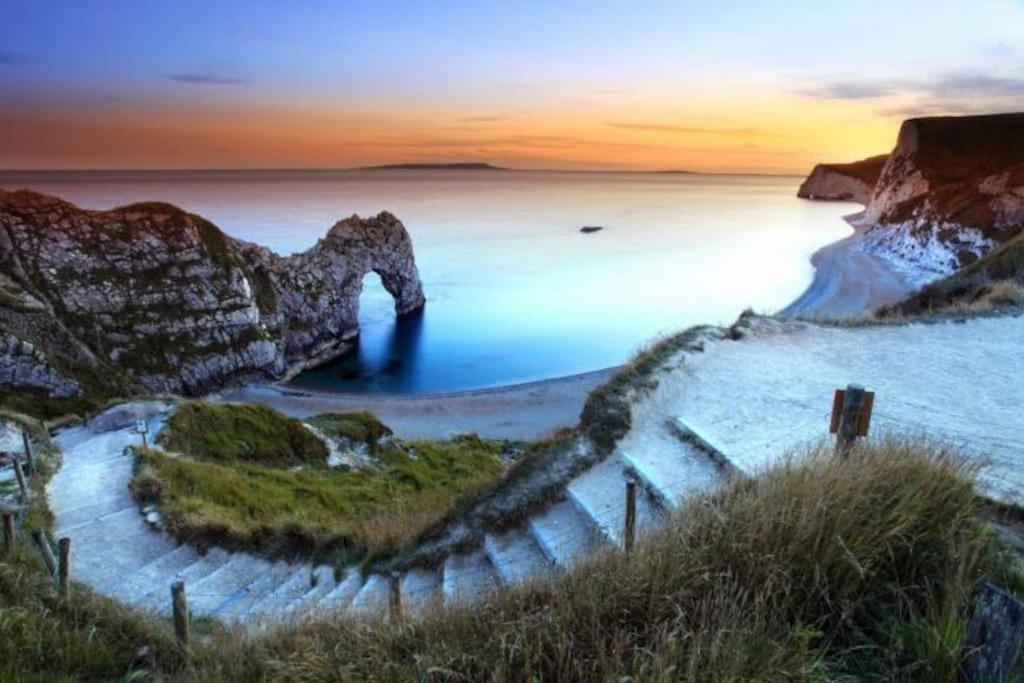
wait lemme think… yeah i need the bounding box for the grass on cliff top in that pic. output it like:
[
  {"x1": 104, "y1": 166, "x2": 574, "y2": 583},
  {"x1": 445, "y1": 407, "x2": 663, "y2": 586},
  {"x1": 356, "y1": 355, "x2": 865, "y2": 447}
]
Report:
[
  {"x1": 135, "y1": 406, "x2": 504, "y2": 561},
  {"x1": 157, "y1": 401, "x2": 328, "y2": 467},
  {"x1": 306, "y1": 411, "x2": 393, "y2": 454},
  {"x1": 6, "y1": 438, "x2": 1024, "y2": 680}
]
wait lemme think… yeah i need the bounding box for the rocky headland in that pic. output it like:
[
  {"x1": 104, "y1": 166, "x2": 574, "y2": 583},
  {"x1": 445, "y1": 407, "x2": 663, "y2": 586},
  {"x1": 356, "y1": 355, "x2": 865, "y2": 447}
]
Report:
[
  {"x1": 796, "y1": 154, "x2": 888, "y2": 204},
  {"x1": 800, "y1": 113, "x2": 1024, "y2": 286},
  {"x1": 0, "y1": 189, "x2": 424, "y2": 404}
]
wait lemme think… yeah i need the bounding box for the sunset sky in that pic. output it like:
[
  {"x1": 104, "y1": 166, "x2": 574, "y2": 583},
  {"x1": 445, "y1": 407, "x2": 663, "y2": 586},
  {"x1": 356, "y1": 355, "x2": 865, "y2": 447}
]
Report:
[{"x1": 2, "y1": 1, "x2": 1023, "y2": 173}]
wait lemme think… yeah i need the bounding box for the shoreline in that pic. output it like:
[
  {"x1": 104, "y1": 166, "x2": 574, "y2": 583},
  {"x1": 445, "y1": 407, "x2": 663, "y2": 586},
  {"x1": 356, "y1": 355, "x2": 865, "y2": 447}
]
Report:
[{"x1": 226, "y1": 212, "x2": 915, "y2": 439}]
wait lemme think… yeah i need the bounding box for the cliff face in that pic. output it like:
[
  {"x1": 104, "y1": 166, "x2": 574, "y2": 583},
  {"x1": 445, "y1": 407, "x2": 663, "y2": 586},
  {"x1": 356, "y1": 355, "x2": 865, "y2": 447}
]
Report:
[
  {"x1": 867, "y1": 113, "x2": 1024, "y2": 221},
  {"x1": 800, "y1": 113, "x2": 1024, "y2": 285},
  {"x1": 797, "y1": 155, "x2": 888, "y2": 204},
  {"x1": 0, "y1": 190, "x2": 424, "y2": 400}
]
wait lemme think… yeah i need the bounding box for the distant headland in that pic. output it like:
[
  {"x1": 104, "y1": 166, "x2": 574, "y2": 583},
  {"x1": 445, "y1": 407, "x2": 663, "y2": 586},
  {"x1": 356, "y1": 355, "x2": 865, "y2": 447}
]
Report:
[{"x1": 360, "y1": 162, "x2": 507, "y2": 171}]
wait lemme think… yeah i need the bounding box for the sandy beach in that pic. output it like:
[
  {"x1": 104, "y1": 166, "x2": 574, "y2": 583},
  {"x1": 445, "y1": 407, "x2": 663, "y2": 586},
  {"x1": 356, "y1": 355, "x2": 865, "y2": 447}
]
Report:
[
  {"x1": 222, "y1": 368, "x2": 615, "y2": 440},
  {"x1": 224, "y1": 219, "x2": 915, "y2": 440},
  {"x1": 779, "y1": 213, "x2": 914, "y2": 317}
]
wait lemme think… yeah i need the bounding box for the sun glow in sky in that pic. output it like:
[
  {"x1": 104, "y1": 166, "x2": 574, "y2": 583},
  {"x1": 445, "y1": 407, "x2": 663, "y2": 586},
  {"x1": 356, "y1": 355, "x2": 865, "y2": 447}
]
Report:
[{"x1": 2, "y1": 0, "x2": 1024, "y2": 172}]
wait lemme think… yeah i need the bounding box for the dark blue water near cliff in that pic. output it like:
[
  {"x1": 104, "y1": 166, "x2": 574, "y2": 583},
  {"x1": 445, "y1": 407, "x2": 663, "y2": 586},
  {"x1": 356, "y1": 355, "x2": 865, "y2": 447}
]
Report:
[{"x1": 1, "y1": 169, "x2": 853, "y2": 394}]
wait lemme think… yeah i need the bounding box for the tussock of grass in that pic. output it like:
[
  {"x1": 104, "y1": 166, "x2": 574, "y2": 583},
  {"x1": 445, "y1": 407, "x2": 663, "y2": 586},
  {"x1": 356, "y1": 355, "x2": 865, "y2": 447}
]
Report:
[
  {"x1": 190, "y1": 439, "x2": 1023, "y2": 681},
  {"x1": 306, "y1": 411, "x2": 393, "y2": 453},
  {"x1": 158, "y1": 401, "x2": 328, "y2": 467},
  {"x1": 136, "y1": 433, "x2": 504, "y2": 561}
]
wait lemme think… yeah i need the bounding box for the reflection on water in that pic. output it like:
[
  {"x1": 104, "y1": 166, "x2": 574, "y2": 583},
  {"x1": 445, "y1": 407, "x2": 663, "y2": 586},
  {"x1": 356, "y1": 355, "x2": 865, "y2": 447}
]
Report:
[
  {"x1": 0, "y1": 169, "x2": 855, "y2": 394},
  {"x1": 304, "y1": 307, "x2": 426, "y2": 393}
]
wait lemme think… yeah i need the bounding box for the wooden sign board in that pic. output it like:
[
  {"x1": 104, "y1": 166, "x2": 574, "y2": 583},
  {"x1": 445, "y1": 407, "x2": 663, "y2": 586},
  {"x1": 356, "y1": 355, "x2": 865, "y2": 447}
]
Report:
[{"x1": 829, "y1": 389, "x2": 875, "y2": 437}]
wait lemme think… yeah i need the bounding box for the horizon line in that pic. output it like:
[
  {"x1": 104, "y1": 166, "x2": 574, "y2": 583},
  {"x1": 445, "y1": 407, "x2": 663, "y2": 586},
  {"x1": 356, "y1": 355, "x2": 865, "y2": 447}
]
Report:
[{"x1": 0, "y1": 165, "x2": 805, "y2": 178}]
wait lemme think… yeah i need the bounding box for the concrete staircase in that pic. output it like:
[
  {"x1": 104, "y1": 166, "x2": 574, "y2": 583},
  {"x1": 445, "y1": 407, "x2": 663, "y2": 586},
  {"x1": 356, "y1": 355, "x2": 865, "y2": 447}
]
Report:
[{"x1": 47, "y1": 404, "x2": 727, "y2": 625}]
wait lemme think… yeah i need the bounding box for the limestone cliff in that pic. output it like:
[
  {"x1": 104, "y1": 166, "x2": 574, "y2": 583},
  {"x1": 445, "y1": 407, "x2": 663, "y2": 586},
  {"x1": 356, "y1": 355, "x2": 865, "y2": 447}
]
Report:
[
  {"x1": 797, "y1": 155, "x2": 888, "y2": 204},
  {"x1": 0, "y1": 190, "x2": 424, "y2": 401},
  {"x1": 800, "y1": 113, "x2": 1024, "y2": 284}
]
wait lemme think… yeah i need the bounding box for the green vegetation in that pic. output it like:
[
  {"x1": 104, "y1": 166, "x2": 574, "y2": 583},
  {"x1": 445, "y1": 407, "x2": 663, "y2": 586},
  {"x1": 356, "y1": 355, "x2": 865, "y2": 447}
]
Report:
[
  {"x1": 878, "y1": 233, "x2": 1024, "y2": 317},
  {"x1": 157, "y1": 401, "x2": 328, "y2": 467},
  {"x1": 306, "y1": 411, "x2": 393, "y2": 454},
  {"x1": 6, "y1": 438, "x2": 1024, "y2": 680},
  {"x1": 138, "y1": 406, "x2": 504, "y2": 561}
]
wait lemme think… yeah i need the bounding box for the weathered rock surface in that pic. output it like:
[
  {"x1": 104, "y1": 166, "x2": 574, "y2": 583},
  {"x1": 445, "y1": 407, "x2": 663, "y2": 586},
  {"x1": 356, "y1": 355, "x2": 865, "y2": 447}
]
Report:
[
  {"x1": 800, "y1": 113, "x2": 1024, "y2": 284},
  {"x1": 0, "y1": 190, "x2": 424, "y2": 400},
  {"x1": 797, "y1": 154, "x2": 888, "y2": 204}
]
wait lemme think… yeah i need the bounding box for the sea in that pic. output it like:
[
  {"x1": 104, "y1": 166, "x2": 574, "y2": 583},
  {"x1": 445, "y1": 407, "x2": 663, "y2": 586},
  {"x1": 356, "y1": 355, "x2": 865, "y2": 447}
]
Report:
[{"x1": 0, "y1": 169, "x2": 854, "y2": 394}]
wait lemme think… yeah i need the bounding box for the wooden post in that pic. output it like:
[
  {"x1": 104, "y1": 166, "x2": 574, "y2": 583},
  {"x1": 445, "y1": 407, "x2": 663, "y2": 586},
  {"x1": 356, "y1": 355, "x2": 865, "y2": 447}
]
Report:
[
  {"x1": 964, "y1": 582, "x2": 1024, "y2": 683},
  {"x1": 171, "y1": 581, "x2": 191, "y2": 650},
  {"x1": 57, "y1": 537, "x2": 70, "y2": 600},
  {"x1": 32, "y1": 530, "x2": 57, "y2": 577},
  {"x1": 2, "y1": 511, "x2": 15, "y2": 554},
  {"x1": 22, "y1": 431, "x2": 35, "y2": 475},
  {"x1": 12, "y1": 459, "x2": 29, "y2": 503},
  {"x1": 388, "y1": 572, "x2": 402, "y2": 623},
  {"x1": 624, "y1": 479, "x2": 637, "y2": 554}
]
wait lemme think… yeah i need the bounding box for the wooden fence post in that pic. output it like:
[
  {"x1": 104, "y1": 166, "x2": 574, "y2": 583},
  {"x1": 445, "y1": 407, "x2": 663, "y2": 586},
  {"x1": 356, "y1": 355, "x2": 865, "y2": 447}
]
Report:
[
  {"x1": 22, "y1": 431, "x2": 35, "y2": 475},
  {"x1": 2, "y1": 511, "x2": 15, "y2": 554},
  {"x1": 624, "y1": 479, "x2": 637, "y2": 555},
  {"x1": 12, "y1": 459, "x2": 29, "y2": 503},
  {"x1": 388, "y1": 572, "x2": 402, "y2": 623},
  {"x1": 32, "y1": 530, "x2": 57, "y2": 577},
  {"x1": 963, "y1": 582, "x2": 1024, "y2": 683},
  {"x1": 57, "y1": 537, "x2": 70, "y2": 600},
  {"x1": 171, "y1": 581, "x2": 191, "y2": 650}
]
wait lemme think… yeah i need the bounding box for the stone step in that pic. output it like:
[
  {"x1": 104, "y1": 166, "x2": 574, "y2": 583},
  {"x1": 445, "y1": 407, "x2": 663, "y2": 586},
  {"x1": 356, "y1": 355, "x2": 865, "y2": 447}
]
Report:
[
  {"x1": 349, "y1": 573, "x2": 390, "y2": 616},
  {"x1": 247, "y1": 565, "x2": 321, "y2": 619},
  {"x1": 138, "y1": 548, "x2": 233, "y2": 613},
  {"x1": 280, "y1": 565, "x2": 337, "y2": 622},
  {"x1": 566, "y1": 452, "x2": 662, "y2": 546},
  {"x1": 528, "y1": 498, "x2": 606, "y2": 569},
  {"x1": 400, "y1": 568, "x2": 441, "y2": 616},
  {"x1": 52, "y1": 494, "x2": 136, "y2": 535},
  {"x1": 672, "y1": 417, "x2": 737, "y2": 473},
  {"x1": 442, "y1": 550, "x2": 498, "y2": 603},
  {"x1": 484, "y1": 527, "x2": 552, "y2": 585},
  {"x1": 312, "y1": 568, "x2": 365, "y2": 616},
  {"x1": 111, "y1": 544, "x2": 200, "y2": 603},
  {"x1": 61, "y1": 508, "x2": 179, "y2": 591},
  {"x1": 620, "y1": 443, "x2": 724, "y2": 509},
  {"x1": 187, "y1": 553, "x2": 275, "y2": 617},
  {"x1": 223, "y1": 560, "x2": 296, "y2": 621}
]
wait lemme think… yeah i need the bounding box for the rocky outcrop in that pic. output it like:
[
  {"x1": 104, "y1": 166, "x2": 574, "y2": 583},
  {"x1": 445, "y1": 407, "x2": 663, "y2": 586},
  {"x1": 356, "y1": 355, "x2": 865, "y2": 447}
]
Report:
[
  {"x1": 797, "y1": 155, "x2": 888, "y2": 204},
  {"x1": 0, "y1": 190, "x2": 424, "y2": 399},
  {"x1": 800, "y1": 113, "x2": 1024, "y2": 285}
]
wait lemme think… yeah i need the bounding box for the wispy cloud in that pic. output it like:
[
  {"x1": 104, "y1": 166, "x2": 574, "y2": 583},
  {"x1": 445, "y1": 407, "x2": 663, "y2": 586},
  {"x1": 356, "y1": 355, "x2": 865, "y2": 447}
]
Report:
[
  {"x1": 167, "y1": 72, "x2": 246, "y2": 85},
  {"x1": 0, "y1": 50, "x2": 35, "y2": 66},
  {"x1": 798, "y1": 69, "x2": 1024, "y2": 117},
  {"x1": 607, "y1": 122, "x2": 761, "y2": 136},
  {"x1": 457, "y1": 115, "x2": 507, "y2": 123}
]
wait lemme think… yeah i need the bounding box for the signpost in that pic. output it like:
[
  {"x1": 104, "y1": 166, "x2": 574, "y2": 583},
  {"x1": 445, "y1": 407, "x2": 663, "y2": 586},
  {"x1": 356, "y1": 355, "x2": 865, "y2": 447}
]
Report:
[
  {"x1": 829, "y1": 384, "x2": 874, "y2": 455},
  {"x1": 135, "y1": 420, "x2": 149, "y2": 448}
]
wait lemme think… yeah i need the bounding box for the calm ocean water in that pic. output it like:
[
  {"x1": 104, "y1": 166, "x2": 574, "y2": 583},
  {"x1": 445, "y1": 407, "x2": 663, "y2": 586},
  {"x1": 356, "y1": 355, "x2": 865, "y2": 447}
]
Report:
[{"x1": 0, "y1": 169, "x2": 853, "y2": 394}]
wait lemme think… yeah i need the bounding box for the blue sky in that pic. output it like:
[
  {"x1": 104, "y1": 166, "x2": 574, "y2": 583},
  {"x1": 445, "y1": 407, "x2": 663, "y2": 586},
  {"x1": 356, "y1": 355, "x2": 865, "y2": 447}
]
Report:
[{"x1": 2, "y1": 0, "x2": 1023, "y2": 169}]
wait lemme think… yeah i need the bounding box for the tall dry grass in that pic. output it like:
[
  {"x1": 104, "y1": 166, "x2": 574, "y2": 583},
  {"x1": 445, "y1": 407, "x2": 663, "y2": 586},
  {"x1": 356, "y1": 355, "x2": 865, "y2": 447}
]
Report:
[{"x1": 185, "y1": 438, "x2": 1019, "y2": 682}]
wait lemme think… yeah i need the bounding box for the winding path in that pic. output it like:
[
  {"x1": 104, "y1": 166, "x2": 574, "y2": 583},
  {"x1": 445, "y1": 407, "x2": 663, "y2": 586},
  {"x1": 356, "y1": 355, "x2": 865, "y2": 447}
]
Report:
[{"x1": 47, "y1": 312, "x2": 1024, "y2": 626}]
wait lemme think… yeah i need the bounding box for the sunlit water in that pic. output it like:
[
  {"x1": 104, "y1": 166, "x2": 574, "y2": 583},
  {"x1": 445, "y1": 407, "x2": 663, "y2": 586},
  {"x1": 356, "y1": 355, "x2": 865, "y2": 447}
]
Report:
[{"x1": 1, "y1": 169, "x2": 853, "y2": 394}]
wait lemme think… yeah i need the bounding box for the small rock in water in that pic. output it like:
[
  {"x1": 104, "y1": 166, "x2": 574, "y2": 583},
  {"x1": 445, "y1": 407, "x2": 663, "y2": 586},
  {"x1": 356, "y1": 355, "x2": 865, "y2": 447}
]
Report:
[{"x1": 579, "y1": 225, "x2": 604, "y2": 234}]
